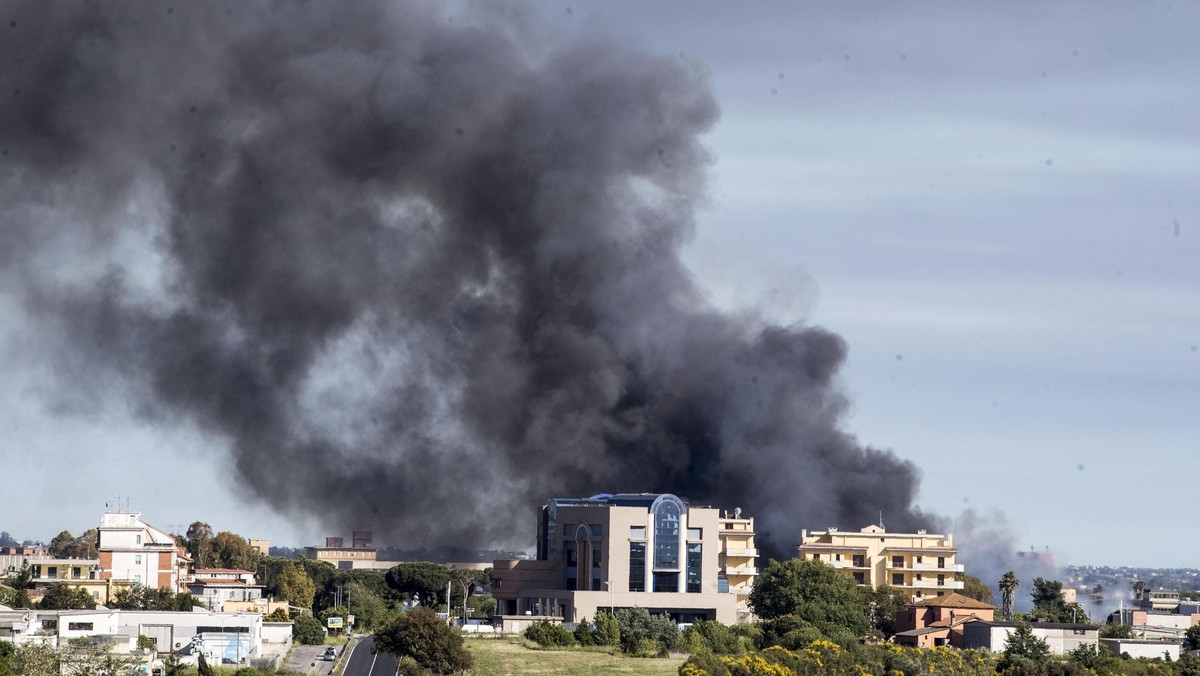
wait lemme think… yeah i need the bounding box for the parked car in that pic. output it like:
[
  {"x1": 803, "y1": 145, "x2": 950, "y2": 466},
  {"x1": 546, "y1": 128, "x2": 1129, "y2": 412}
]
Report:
[{"x1": 322, "y1": 647, "x2": 337, "y2": 661}]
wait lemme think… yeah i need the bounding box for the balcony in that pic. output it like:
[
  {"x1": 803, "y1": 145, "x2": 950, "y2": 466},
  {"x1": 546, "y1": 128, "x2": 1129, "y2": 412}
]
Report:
[
  {"x1": 911, "y1": 562, "x2": 964, "y2": 572},
  {"x1": 897, "y1": 580, "x2": 964, "y2": 590},
  {"x1": 829, "y1": 561, "x2": 870, "y2": 570},
  {"x1": 724, "y1": 548, "x2": 758, "y2": 558},
  {"x1": 725, "y1": 567, "x2": 757, "y2": 577}
]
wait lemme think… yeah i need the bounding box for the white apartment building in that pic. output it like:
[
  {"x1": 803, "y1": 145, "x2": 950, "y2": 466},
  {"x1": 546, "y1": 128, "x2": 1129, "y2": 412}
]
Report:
[{"x1": 98, "y1": 511, "x2": 190, "y2": 593}]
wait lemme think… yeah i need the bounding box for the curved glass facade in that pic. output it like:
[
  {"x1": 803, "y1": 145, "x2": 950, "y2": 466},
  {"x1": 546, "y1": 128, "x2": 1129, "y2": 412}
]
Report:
[{"x1": 651, "y1": 494, "x2": 684, "y2": 570}]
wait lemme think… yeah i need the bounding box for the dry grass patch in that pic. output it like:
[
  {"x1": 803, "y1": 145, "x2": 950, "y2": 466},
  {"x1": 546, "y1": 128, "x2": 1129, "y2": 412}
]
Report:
[{"x1": 465, "y1": 637, "x2": 685, "y2": 676}]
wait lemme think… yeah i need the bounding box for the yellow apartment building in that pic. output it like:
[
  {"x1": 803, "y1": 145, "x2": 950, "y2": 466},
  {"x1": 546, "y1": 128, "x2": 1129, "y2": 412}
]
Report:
[
  {"x1": 718, "y1": 510, "x2": 757, "y2": 622},
  {"x1": 797, "y1": 524, "x2": 963, "y2": 602}
]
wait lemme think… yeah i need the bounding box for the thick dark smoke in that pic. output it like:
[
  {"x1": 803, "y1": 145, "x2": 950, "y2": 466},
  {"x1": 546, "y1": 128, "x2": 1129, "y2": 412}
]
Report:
[{"x1": 2, "y1": 1, "x2": 933, "y2": 559}]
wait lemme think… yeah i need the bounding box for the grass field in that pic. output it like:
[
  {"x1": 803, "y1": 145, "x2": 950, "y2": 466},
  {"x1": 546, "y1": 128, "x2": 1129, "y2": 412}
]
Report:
[{"x1": 465, "y1": 637, "x2": 685, "y2": 676}]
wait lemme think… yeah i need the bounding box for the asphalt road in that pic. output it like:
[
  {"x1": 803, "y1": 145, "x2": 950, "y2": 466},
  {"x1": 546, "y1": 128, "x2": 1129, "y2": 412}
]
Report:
[
  {"x1": 342, "y1": 637, "x2": 398, "y2": 676},
  {"x1": 284, "y1": 643, "x2": 336, "y2": 675}
]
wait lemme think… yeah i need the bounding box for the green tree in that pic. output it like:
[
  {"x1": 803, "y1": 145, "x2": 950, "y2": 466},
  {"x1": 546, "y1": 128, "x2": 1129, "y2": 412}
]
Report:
[
  {"x1": 52, "y1": 529, "x2": 98, "y2": 559},
  {"x1": 1001, "y1": 622, "x2": 1050, "y2": 663},
  {"x1": 1099, "y1": 623, "x2": 1135, "y2": 639},
  {"x1": 211, "y1": 532, "x2": 260, "y2": 570},
  {"x1": 593, "y1": 611, "x2": 620, "y2": 647},
  {"x1": 748, "y1": 558, "x2": 871, "y2": 639},
  {"x1": 1029, "y1": 577, "x2": 1089, "y2": 624},
  {"x1": 292, "y1": 613, "x2": 326, "y2": 645},
  {"x1": 1068, "y1": 642, "x2": 1119, "y2": 672},
  {"x1": 197, "y1": 652, "x2": 215, "y2": 676},
  {"x1": 1132, "y1": 579, "x2": 1147, "y2": 599},
  {"x1": 999, "y1": 571, "x2": 1019, "y2": 620},
  {"x1": 185, "y1": 522, "x2": 215, "y2": 569},
  {"x1": 385, "y1": 562, "x2": 453, "y2": 608},
  {"x1": 961, "y1": 574, "x2": 995, "y2": 604},
  {"x1": 1184, "y1": 624, "x2": 1200, "y2": 652},
  {"x1": 38, "y1": 583, "x2": 97, "y2": 610},
  {"x1": 265, "y1": 608, "x2": 290, "y2": 622},
  {"x1": 374, "y1": 607, "x2": 472, "y2": 674},
  {"x1": 276, "y1": 562, "x2": 316, "y2": 610},
  {"x1": 8, "y1": 643, "x2": 60, "y2": 676},
  {"x1": 682, "y1": 619, "x2": 742, "y2": 655},
  {"x1": 48, "y1": 530, "x2": 75, "y2": 558},
  {"x1": 10, "y1": 560, "x2": 32, "y2": 609},
  {"x1": 862, "y1": 585, "x2": 909, "y2": 637}
]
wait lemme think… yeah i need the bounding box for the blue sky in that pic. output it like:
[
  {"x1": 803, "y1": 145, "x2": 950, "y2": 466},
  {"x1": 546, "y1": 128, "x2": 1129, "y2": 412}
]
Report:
[
  {"x1": 2, "y1": 1, "x2": 1197, "y2": 567},
  {"x1": 574, "y1": 1, "x2": 1199, "y2": 566}
]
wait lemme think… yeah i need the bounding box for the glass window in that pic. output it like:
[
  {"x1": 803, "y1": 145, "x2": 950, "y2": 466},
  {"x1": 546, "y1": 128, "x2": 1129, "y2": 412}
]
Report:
[
  {"x1": 565, "y1": 542, "x2": 578, "y2": 567},
  {"x1": 891, "y1": 555, "x2": 903, "y2": 568},
  {"x1": 852, "y1": 554, "x2": 865, "y2": 567},
  {"x1": 652, "y1": 495, "x2": 683, "y2": 570},
  {"x1": 938, "y1": 557, "x2": 945, "y2": 567},
  {"x1": 853, "y1": 572, "x2": 865, "y2": 584},
  {"x1": 135, "y1": 574, "x2": 141, "y2": 583},
  {"x1": 834, "y1": 553, "x2": 841, "y2": 561},
  {"x1": 687, "y1": 528, "x2": 701, "y2": 540},
  {"x1": 563, "y1": 524, "x2": 573, "y2": 536},
  {"x1": 937, "y1": 574, "x2": 945, "y2": 585},
  {"x1": 717, "y1": 575, "x2": 729, "y2": 593},
  {"x1": 812, "y1": 554, "x2": 819, "y2": 560},
  {"x1": 893, "y1": 573, "x2": 904, "y2": 585},
  {"x1": 591, "y1": 524, "x2": 603, "y2": 537},
  {"x1": 686, "y1": 543, "x2": 702, "y2": 593},
  {"x1": 628, "y1": 542, "x2": 646, "y2": 592},
  {"x1": 68, "y1": 622, "x2": 94, "y2": 631},
  {"x1": 629, "y1": 526, "x2": 646, "y2": 539},
  {"x1": 135, "y1": 555, "x2": 142, "y2": 565},
  {"x1": 653, "y1": 571, "x2": 678, "y2": 593}
]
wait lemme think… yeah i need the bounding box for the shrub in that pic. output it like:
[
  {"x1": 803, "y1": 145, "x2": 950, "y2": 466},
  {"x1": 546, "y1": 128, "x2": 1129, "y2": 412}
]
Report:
[
  {"x1": 593, "y1": 612, "x2": 621, "y2": 647},
  {"x1": 615, "y1": 608, "x2": 678, "y2": 655},
  {"x1": 524, "y1": 620, "x2": 576, "y2": 647},
  {"x1": 573, "y1": 618, "x2": 594, "y2": 646}
]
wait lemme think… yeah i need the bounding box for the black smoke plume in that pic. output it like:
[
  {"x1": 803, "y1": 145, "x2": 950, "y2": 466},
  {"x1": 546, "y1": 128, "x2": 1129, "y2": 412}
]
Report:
[{"x1": 1, "y1": 1, "x2": 933, "y2": 559}]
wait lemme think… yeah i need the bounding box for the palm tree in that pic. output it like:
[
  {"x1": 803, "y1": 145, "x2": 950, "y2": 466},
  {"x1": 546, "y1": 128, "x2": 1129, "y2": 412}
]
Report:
[
  {"x1": 1132, "y1": 580, "x2": 1147, "y2": 600},
  {"x1": 999, "y1": 571, "x2": 1019, "y2": 620}
]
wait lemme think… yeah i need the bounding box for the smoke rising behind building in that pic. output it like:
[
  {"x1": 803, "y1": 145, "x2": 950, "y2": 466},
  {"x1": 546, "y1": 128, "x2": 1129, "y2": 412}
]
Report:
[{"x1": 0, "y1": 1, "x2": 947, "y2": 560}]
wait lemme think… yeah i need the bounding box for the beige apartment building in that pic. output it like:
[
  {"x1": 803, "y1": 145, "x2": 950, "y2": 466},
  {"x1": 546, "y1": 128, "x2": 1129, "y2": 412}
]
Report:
[
  {"x1": 718, "y1": 510, "x2": 757, "y2": 622},
  {"x1": 492, "y1": 493, "x2": 758, "y2": 625},
  {"x1": 304, "y1": 535, "x2": 380, "y2": 570},
  {"x1": 798, "y1": 524, "x2": 963, "y2": 602}
]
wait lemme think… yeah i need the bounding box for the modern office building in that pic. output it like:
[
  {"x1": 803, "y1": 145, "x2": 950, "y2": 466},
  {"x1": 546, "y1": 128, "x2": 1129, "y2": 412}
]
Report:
[
  {"x1": 492, "y1": 493, "x2": 756, "y2": 625},
  {"x1": 797, "y1": 524, "x2": 963, "y2": 602}
]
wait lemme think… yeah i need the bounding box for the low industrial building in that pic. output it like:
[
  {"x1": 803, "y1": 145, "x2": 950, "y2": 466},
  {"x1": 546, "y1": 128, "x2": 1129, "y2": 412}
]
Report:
[
  {"x1": 1100, "y1": 637, "x2": 1182, "y2": 660},
  {"x1": 962, "y1": 620, "x2": 1099, "y2": 655},
  {"x1": 492, "y1": 493, "x2": 757, "y2": 625}
]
